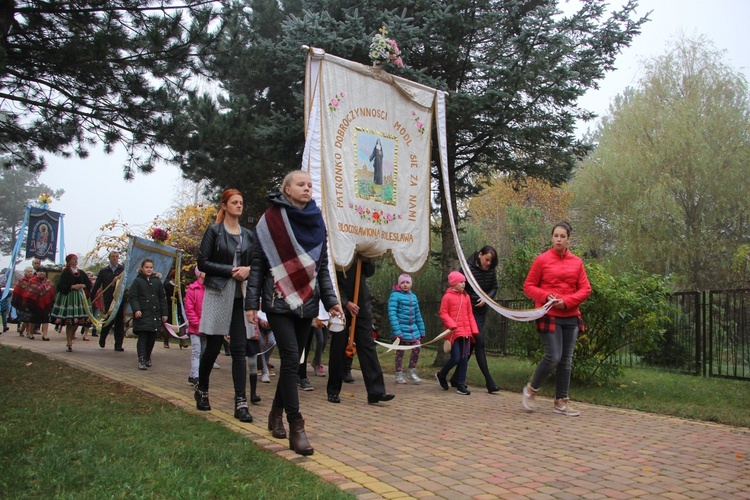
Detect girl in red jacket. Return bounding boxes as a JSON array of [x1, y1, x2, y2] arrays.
[[522, 222, 591, 416], [435, 271, 479, 395]]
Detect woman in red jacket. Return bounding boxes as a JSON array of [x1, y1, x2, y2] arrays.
[[522, 222, 591, 416]]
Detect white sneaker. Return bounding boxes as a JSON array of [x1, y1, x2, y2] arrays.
[[213, 362, 220, 369], [261, 372, 271, 383], [407, 368, 422, 384], [554, 398, 580, 417], [522, 383, 537, 411], [395, 372, 407, 384]]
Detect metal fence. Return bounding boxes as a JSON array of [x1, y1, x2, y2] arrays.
[[374, 289, 750, 381]]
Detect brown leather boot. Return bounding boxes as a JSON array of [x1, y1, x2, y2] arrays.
[[267, 405, 287, 439], [288, 419, 314, 456]]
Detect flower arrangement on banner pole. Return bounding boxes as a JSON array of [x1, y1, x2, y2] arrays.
[[369, 26, 403, 68], [150, 226, 170, 243], [38, 192, 52, 208]]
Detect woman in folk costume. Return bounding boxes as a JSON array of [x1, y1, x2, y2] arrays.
[[15, 267, 56, 340], [246, 170, 344, 456], [195, 188, 258, 423], [50, 254, 92, 352]]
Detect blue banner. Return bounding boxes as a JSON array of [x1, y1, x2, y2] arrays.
[[25, 207, 61, 261]]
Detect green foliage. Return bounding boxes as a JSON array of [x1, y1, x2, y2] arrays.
[[1, 1, 220, 177], [570, 35, 750, 289], [165, 0, 647, 268], [497, 205, 548, 297], [0, 168, 64, 255], [573, 264, 673, 385]]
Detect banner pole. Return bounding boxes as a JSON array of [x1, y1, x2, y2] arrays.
[[345, 258, 362, 358]]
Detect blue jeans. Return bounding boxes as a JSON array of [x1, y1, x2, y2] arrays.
[[530, 316, 579, 399], [438, 337, 471, 386]]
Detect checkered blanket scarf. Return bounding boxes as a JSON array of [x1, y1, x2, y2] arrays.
[[255, 200, 326, 310]]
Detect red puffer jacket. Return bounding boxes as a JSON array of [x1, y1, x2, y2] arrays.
[[523, 247, 591, 319], [439, 288, 478, 345]]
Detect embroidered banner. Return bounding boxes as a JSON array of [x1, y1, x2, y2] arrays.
[[25, 207, 61, 261], [303, 50, 435, 272]]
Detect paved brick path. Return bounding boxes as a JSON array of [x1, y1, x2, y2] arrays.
[[2, 332, 749, 499]]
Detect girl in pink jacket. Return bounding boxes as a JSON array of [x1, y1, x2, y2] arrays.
[[185, 267, 205, 386], [435, 271, 479, 395]]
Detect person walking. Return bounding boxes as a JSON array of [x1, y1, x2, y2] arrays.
[[521, 222, 591, 416], [184, 266, 205, 385], [435, 271, 479, 396], [449, 246, 501, 393], [194, 188, 257, 424], [91, 251, 126, 351], [327, 254, 395, 405], [246, 170, 344, 456], [129, 259, 168, 370], [50, 254, 92, 352], [388, 273, 425, 384]]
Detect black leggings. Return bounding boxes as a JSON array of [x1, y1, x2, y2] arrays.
[[197, 298, 248, 397], [266, 313, 313, 423]]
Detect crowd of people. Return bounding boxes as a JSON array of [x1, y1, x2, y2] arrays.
[[0, 170, 592, 457]]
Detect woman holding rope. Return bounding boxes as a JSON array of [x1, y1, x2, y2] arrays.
[[522, 222, 591, 416], [246, 170, 343, 456], [194, 188, 257, 423]]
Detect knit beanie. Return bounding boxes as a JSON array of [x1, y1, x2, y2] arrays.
[[398, 273, 412, 286], [448, 271, 466, 287]]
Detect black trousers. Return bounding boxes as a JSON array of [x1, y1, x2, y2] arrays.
[[100, 302, 125, 349], [197, 298, 248, 397], [266, 313, 312, 423], [327, 314, 385, 397], [135, 331, 157, 360]]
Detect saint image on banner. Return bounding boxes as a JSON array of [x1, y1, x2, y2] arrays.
[[355, 129, 397, 204], [25, 207, 61, 261]]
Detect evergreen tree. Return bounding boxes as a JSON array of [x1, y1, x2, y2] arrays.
[[0, 0, 220, 178], [166, 0, 648, 266]]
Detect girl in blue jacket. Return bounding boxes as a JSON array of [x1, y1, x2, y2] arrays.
[[388, 274, 426, 384]]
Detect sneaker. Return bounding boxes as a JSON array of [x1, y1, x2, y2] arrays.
[[145, 358, 152, 368], [435, 372, 448, 390], [395, 371, 406, 384], [213, 362, 221, 369], [456, 385, 471, 395], [522, 383, 538, 411], [138, 358, 147, 370], [261, 372, 271, 383], [343, 370, 354, 383], [315, 365, 326, 377], [407, 368, 422, 384], [187, 377, 198, 385], [554, 398, 580, 417], [298, 377, 314, 391]]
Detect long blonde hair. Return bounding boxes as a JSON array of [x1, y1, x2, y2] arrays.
[[215, 188, 243, 223]]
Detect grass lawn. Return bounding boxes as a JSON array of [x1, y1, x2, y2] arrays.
[[0, 346, 354, 499], [376, 346, 750, 428]]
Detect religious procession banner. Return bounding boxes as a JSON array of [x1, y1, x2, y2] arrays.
[[25, 207, 62, 261], [301, 47, 550, 323], [302, 48, 434, 272]]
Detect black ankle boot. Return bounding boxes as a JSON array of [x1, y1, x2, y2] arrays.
[[234, 396, 253, 422], [138, 357, 147, 370], [195, 388, 211, 411]]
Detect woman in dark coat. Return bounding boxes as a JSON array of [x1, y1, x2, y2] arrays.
[[129, 258, 168, 370], [246, 170, 344, 456]]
